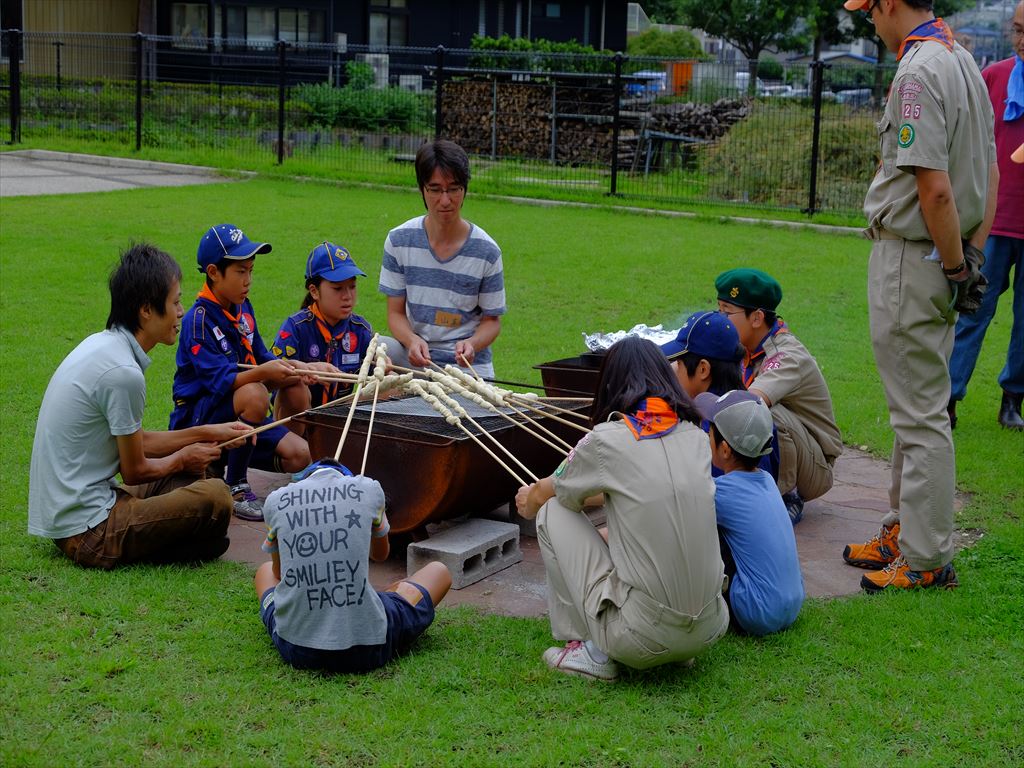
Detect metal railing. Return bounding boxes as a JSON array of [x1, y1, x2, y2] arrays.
[[0, 30, 891, 215]]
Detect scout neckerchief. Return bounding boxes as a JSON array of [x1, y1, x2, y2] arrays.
[[742, 319, 789, 389], [308, 303, 346, 404], [1005, 55, 1024, 122], [197, 284, 256, 365], [621, 397, 679, 441], [897, 18, 954, 61]]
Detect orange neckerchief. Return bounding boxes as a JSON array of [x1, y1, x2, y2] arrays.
[[198, 284, 255, 365], [897, 18, 954, 61], [621, 397, 679, 441], [307, 303, 345, 404], [742, 319, 789, 389]]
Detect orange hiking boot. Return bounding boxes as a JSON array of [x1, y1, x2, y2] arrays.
[[860, 555, 959, 593], [843, 522, 901, 570]]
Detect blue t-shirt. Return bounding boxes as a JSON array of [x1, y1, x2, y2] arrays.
[[714, 469, 804, 636]]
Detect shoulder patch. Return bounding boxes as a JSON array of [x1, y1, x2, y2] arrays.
[[897, 123, 915, 148], [192, 306, 206, 341], [762, 353, 787, 372]]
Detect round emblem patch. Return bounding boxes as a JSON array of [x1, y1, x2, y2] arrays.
[[341, 332, 356, 353], [897, 123, 915, 148], [309, 343, 320, 358]]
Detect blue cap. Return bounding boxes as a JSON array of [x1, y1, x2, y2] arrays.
[[292, 458, 354, 482], [660, 311, 743, 362], [197, 224, 272, 271], [304, 242, 366, 283]]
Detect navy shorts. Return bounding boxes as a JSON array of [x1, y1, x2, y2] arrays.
[[173, 395, 289, 472], [259, 583, 436, 673]]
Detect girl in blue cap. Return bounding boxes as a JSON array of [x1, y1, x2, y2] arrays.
[[271, 242, 374, 434]]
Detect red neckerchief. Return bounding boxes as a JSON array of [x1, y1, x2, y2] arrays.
[[198, 284, 255, 365], [897, 18, 954, 61], [308, 303, 345, 404], [742, 319, 789, 389], [621, 397, 679, 441]]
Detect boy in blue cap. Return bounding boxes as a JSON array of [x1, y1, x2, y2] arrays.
[[661, 310, 780, 482], [714, 268, 843, 524], [271, 241, 374, 435], [171, 224, 312, 521]]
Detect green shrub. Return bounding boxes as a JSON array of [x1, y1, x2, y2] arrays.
[[626, 28, 705, 59], [468, 34, 614, 73], [757, 59, 784, 81]]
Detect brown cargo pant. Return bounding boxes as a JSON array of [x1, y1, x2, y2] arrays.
[[54, 475, 233, 570]]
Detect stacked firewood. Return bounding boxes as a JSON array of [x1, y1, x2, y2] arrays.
[[644, 99, 750, 140]]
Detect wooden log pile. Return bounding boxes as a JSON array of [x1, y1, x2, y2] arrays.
[[441, 80, 749, 168]]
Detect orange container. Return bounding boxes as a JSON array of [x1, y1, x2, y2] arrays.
[[667, 61, 694, 95]]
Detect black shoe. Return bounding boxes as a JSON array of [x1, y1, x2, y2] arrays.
[[947, 399, 958, 430], [998, 391, 1024, 431], [782, 490, 804, 526]]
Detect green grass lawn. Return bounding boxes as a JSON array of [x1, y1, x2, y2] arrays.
[[2, 177, 1021, 766]]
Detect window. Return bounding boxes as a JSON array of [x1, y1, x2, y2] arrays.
[[172, 3, 208, 49], [226, 6, 246, 47], [279, 9, 325, 45], [546, 3, 561, 18], [370, 0, 409, 47], [247, 7, 276, 46]]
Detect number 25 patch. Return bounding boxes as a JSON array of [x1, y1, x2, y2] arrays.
[[898, 123, 915, 148], [901, 103, 922, 119]]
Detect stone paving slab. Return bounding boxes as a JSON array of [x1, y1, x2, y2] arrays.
[[224, 446, 949, 617], [0, 150, 236, 197]]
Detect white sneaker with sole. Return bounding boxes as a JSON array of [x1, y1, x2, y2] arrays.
[[542, 640, 619, 681]]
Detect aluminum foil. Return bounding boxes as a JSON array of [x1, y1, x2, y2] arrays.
[[582, 323, 679, 352]]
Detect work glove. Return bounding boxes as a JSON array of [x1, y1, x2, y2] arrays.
[[948, 241, 988, 315]]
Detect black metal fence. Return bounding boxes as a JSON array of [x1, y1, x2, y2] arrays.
[[0, 30, 891, 215]]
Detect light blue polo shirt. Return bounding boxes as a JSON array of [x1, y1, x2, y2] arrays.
[[28, 326, 149, 539]]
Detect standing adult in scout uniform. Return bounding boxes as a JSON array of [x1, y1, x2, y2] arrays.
[[947, 1, 1024, 431], [714, 268, 843, 525], [272, 242, 374, 435], [378, 140, 506, 379], [842, 0, 997, 592]]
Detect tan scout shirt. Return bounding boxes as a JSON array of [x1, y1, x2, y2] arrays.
[[863, 39, 995, 240], [750, 331, 843, 463], [553, 419, 724, 619]]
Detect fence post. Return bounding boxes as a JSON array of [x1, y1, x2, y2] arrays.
[[7, 30, 22, 144], [53, 40, 63, 91], [135, 33, 144, 151], [804, 60, 826, 216], [549, 78, 557, 164], [490, 76, 497, 159], [609, 52, 623, 196], [434, 45, 445, 139], [277, 40, 287, 165]]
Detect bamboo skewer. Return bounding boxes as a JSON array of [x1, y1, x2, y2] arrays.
[[506, 393, 591, 421], [335, 334, 379, 461], [505, 395, 591, 433], [213, 388, 358, 449]]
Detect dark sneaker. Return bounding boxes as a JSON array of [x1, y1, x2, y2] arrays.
[[998, 391, 1024, 430], [230, 482, 264, 522], [843, 522, 900, 570], [860, 555, 959, 593], [782, 490, 804, 526], [542, 641, 619, 682]]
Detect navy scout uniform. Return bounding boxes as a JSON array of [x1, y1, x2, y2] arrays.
[[863, 28, 994, 571]]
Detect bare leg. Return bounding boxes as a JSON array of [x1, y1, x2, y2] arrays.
[[276, 431, 311, 473], [274, 382, 311, 436], [254, 560, 280, 598], [387, 561, 452, 607]]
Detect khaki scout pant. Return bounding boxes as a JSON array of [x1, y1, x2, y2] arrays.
[[536, 499, 728, 670], [868, 237, 957, 571], [771, 403, 835, 501], [54, 476, 233, 570]]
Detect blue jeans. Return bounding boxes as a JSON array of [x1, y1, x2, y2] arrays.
[[948, 235, 1024, 401]]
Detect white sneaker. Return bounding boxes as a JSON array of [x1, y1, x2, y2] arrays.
[[230, 482, 264, 522], [542, 640, 619, 682]]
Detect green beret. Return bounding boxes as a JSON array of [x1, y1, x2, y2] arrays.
[[715, 268, 782, 311]]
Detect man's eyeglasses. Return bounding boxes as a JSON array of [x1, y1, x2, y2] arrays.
[[719, 308, 747, 318], [424, 184, 465, 197], [861, 0, 880, 24]]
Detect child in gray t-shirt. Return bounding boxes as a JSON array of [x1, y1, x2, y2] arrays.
[[254, 459, 451, 673]]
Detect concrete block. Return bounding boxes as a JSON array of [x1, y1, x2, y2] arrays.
[[407, 518, 522, 589]]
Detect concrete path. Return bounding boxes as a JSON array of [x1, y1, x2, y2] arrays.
[[0, 150, 235, 197], [227, 446, 964, 618]]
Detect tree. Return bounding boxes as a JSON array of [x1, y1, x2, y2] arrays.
[[679, 0, 813, 94], [627, 28, 705, 59], [641, 1, 685, 25]]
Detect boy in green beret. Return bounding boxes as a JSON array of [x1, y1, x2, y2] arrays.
[[714, 268, 843, 523]]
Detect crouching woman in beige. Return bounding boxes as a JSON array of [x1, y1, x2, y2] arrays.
[[516, 336, 729, 681]]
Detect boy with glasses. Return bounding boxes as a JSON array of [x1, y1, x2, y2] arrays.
[[378, 140, 506, 378]]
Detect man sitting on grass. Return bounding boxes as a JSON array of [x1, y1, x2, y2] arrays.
[[28, 243, 251, 569]]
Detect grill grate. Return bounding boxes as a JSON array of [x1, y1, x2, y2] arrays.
[[312, 393, 589, 441]]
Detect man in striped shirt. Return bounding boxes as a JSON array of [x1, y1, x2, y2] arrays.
[[379, 140, 505, 379]]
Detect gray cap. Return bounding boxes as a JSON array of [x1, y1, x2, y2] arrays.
[[695, 390, 774, 458]]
